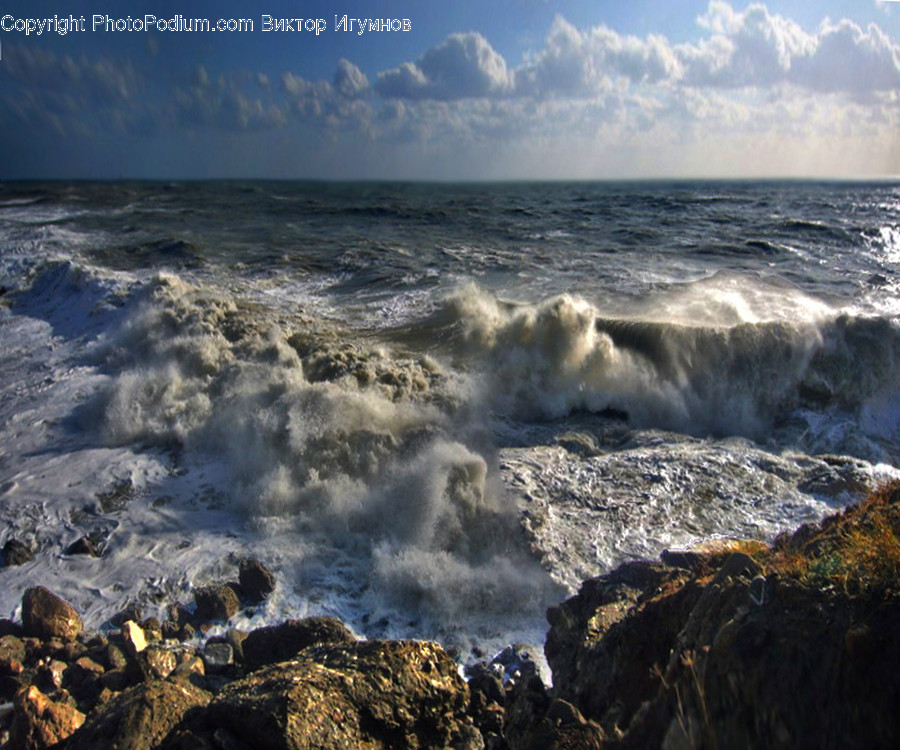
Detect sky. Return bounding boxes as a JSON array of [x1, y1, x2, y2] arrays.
[[1, 0, 899, 180]]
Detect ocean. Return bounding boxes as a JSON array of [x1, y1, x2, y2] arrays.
[[1, 180, 899, 664]]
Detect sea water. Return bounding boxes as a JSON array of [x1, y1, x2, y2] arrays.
[[1, 180, 898, 663]]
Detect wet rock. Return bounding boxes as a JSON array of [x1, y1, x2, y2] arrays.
[[241, 617, 356, 672], [109, 604, 143, 629], [2, 538, 34, 566], [193, 584, 240, 624], [200, 640, 480, 750], [21, 587, 83, 642], [0, 619, 23, 638], [63, 536, 102, 558], [202, 642, 233, 673], [61, 680, 211, 750], [10, 685, 85, 750], [238, 558, 276, 603]]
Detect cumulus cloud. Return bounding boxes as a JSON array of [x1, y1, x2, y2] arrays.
[[681, 2, 900, 94], [2, 1, 898, 178], [334, 59, 369, 97], [376, 32, 513, 99], [517, 16, 681, 97]]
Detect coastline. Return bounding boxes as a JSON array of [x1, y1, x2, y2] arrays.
[[2, 481, 899, 748]]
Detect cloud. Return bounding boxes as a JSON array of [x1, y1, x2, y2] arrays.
[[2, 1, 898, 179], [681, 2, 900, 94], [334, 59, 369, 97], [376, 32, 513, 99], [516, 16, 681, 97]]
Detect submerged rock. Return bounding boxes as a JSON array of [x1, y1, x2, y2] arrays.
[[3, 538, 34, 566]]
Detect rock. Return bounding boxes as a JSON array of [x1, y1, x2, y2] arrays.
[[193, 584, 240, 624], [121, 620, 147, 656], [202, 642, 233, 673], [545, 560, 696, 735], [2, 538, 34, 566], [63, 536, 102, 558], [0, 619, 24, 638], [61, 680, 211, 750], [545, 485, 900, 748], [169, 655, 205, 685], [241, 617, 356, 672], [137, 645, 177, 681], [0, 635, 26, 676], [200, 640, 481, 750], [110, 604, 143, 629], [238, 558, 276, 603], [21, 587, 83, 642], [10, 685, 85, 750], [105, 643, 129, 671]]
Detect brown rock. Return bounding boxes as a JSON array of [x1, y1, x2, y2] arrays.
[[137, 645, 178, 681], [193, 584, 240, 624], [203, 639, 480, 750], [61, 679, 211, 750], [21, 587, 83, 642], [0, 635, 26, 676], [241, 617, 355, 671], [10, 685, 85, 750], [238, 558, 276, 603]]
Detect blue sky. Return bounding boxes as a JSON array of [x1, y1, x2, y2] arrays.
[[1, 1, 899, 179]]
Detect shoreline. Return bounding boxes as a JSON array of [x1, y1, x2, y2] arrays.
[[2, 481, 899, 748]]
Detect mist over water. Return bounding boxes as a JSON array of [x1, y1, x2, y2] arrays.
[[1, 180, 899, 659]]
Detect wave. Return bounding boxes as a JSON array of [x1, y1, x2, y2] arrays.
[[45, 269, 560, 624], [422, 279, 900, 442]]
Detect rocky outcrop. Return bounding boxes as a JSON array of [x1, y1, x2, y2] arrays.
[[545, 482, 900, 749], [10, 685, 85, 750], [60, 680, 211, 750], [173, 640, 481, 749]]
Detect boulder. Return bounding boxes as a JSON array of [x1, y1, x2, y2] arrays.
[[10, 685, 85, 750], [193, 584, 240, 623], [199, 639, 481, 750], [21, 587, 83, 642], [60, 680, 211, 750], [238, 558, 276, 603], [241, 617, 355, 671]]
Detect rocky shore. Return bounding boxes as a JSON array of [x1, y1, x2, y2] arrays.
[[2, 481, 899, 749]]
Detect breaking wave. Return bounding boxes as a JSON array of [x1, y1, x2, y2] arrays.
[[425, 278, 900, 441]]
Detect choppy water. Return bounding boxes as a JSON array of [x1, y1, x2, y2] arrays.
[[1, 180, 899, 662]]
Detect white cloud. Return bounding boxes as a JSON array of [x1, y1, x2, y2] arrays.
[[376, 32, 513, 99], [334, 59, 369, 98]]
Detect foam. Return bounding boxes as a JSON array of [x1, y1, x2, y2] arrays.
[[435, 281, 900, 445]]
